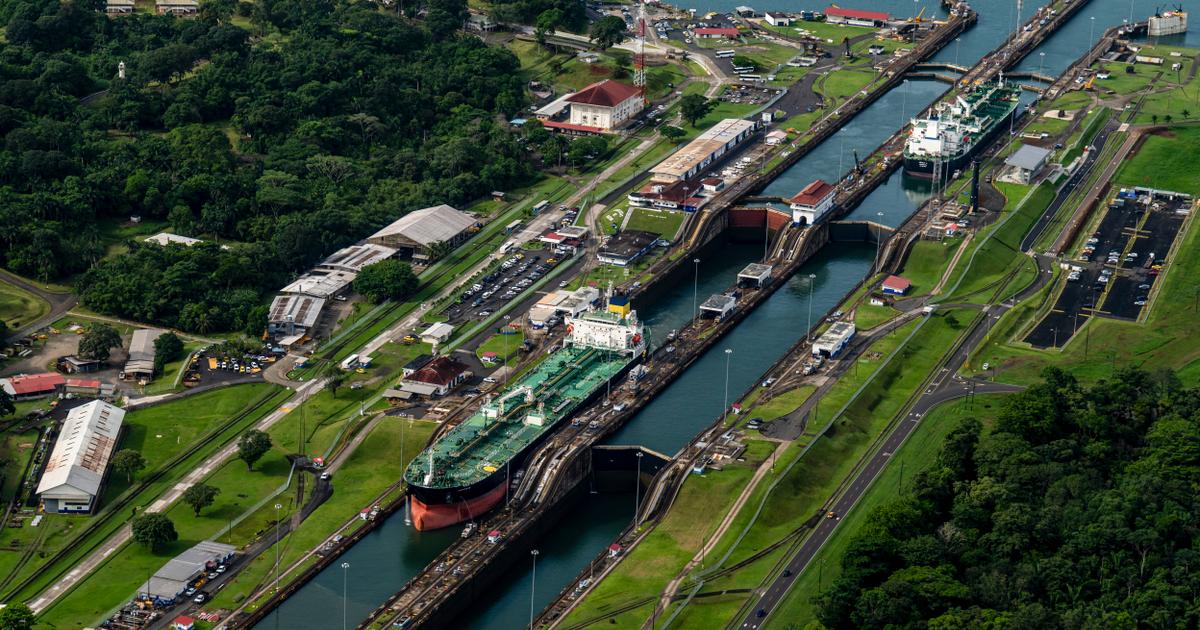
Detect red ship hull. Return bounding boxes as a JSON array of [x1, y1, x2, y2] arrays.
[[410, 482, 507, 531]]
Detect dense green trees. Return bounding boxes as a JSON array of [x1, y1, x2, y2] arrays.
[[78, 323, 121, 362], [237, 429, 271, 470], [183, 483, 220, 516], [588, 16, 626, 51], [0, 0, 535, 332], [680, 94, 714, 128], [111, 448, 146, 482], [153, 331, 184, 373], [353, 259, 418, 303], [816, 368, 1200, 628]]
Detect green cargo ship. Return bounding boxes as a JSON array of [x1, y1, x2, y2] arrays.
[[405, 298, 647, 530]]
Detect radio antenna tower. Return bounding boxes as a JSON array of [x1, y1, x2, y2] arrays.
[[634, 2, 647, 105]]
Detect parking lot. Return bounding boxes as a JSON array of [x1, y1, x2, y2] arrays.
[[1026, 189, 1191, 348], [441, 245, 578, 327]]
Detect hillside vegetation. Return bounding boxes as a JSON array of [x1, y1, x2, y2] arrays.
[[815, 368, 1200, 628], [0, 0, 532, 333]]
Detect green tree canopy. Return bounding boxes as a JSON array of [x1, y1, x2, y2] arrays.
[[78, 323, 121, 362], [132, 513, 178, 552], [353, 259, 418, 303], [153, 331, 185, 374], [589, 16, 627, 50], [0, 602, 36, 630], [237, 429, 272, 471], [680, 94, 715, 128], [112, 449, 146, 483], [182, 483, 221, 516]]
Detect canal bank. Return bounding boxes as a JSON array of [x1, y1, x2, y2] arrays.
[[259, 2, 1165, 628]]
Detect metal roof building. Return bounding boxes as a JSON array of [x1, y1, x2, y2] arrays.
[[367, 205, 476, 261], [317, 243, 397, 273], [651, 119, 757, 183], [144, 233, 203, 247], [268, 294, 326, 335], [124, 328, 165, 380], [138, 541, 237, 601], [36, 400, 125, 513], [280, 269, 356, 299], [813, 321, 856, 358], [1003, 145, 1052, 184]]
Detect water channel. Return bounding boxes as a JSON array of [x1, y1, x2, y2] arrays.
[[261, 1, 1170, 626]]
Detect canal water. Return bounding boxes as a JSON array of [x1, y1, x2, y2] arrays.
[[261, 2, 1167, 627]]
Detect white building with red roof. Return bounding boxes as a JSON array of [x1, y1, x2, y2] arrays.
[[693, 26, 740, 39], [0, 373, 65, 400], [788, 179, 836, 225], [564, 80, 644, 132], [824, 6, 890, 26]]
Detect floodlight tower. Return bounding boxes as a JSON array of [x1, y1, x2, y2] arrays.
[[635, 2, 647, 106]]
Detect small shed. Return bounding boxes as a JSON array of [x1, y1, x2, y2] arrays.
[[172, 616, 196, 630], [881, 275, 912, 296], [420, 322, 455, 345]]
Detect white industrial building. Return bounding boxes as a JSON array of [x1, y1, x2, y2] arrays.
[[138, 541, 237, 602], [651, 119, 757, 183], [144, 233, 203, 247], [367, 204, 476, 262], [419, 322, 455, 345], [1002, 145, 1052, 185], [764, 12, 791, 26], [813, 321, 856, 358], [318, 243, 397, 273], [268, 294, 326, 338], [123, 328, 165, 381], [36, 401, 125, 513], [528, 287, 601, 326]]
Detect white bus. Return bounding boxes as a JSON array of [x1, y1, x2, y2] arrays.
[[739, 74, 763, 82], [733, 66, 756, 73], [715, 49, 736, 58]]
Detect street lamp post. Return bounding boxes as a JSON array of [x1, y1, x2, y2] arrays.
[[529, 550, 540, 630], [723, 349, 733, 425], [1052, 327, 1058, 348], [1038, 51, 1045, 78], [807, 274, 817, 341], [955, 37, 961, 67], [692, 258, 701, 321], [341, 562, 351, 630], [634, 451, 644, 519], [1089, 16, 1096, 47]]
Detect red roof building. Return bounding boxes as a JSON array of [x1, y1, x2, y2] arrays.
[[881, 275, 912, 295], [565, 80, 644, 132], [1, 373, 65, 399], [789, 180, 835, 207], [825, 6, 891, 25], [172, 616, 196, 630], [65, 378, 102, 389], [693, 27, 740, 38], [401, 356, 471, 397]]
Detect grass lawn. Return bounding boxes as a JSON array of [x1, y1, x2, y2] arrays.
[[0, 282, 49, 330], [624, 207, 687, 240], [6, 385, 290, 605], [944, 181, 1054, 303], [476, 330, 525, 364], [853, 303, 897, 330], [1113, 126, 1200, 193], [142, 340, 205, 395], [899, 237, 963, 296], [741, 386, 814, 423], [559, 439, 774, 628], [206, 417, 436, 611], [0, 429, 38, 503], [764, 394, 1008, 627], [664, 311, 971, 625]]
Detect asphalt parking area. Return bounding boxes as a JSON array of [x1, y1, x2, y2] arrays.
[[441, 246, 577, 327], [1027, 191, 1192, 347]]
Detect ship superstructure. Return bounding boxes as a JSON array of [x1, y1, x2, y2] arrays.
[[404, 297, 647, 530], [903, 79, 1022, 179]]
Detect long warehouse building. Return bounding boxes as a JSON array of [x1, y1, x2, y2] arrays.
[[650, 119, 757, 183]]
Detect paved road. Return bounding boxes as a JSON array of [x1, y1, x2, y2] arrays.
[[1021, 118, 1118, 253], [0, 269, 76, 339], [740, 253, 1052, 628]]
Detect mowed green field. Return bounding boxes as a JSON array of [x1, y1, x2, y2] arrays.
[[0, 281, 49, 331]]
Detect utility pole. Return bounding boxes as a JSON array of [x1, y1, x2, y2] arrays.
[[529, 549, 540, 630]]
